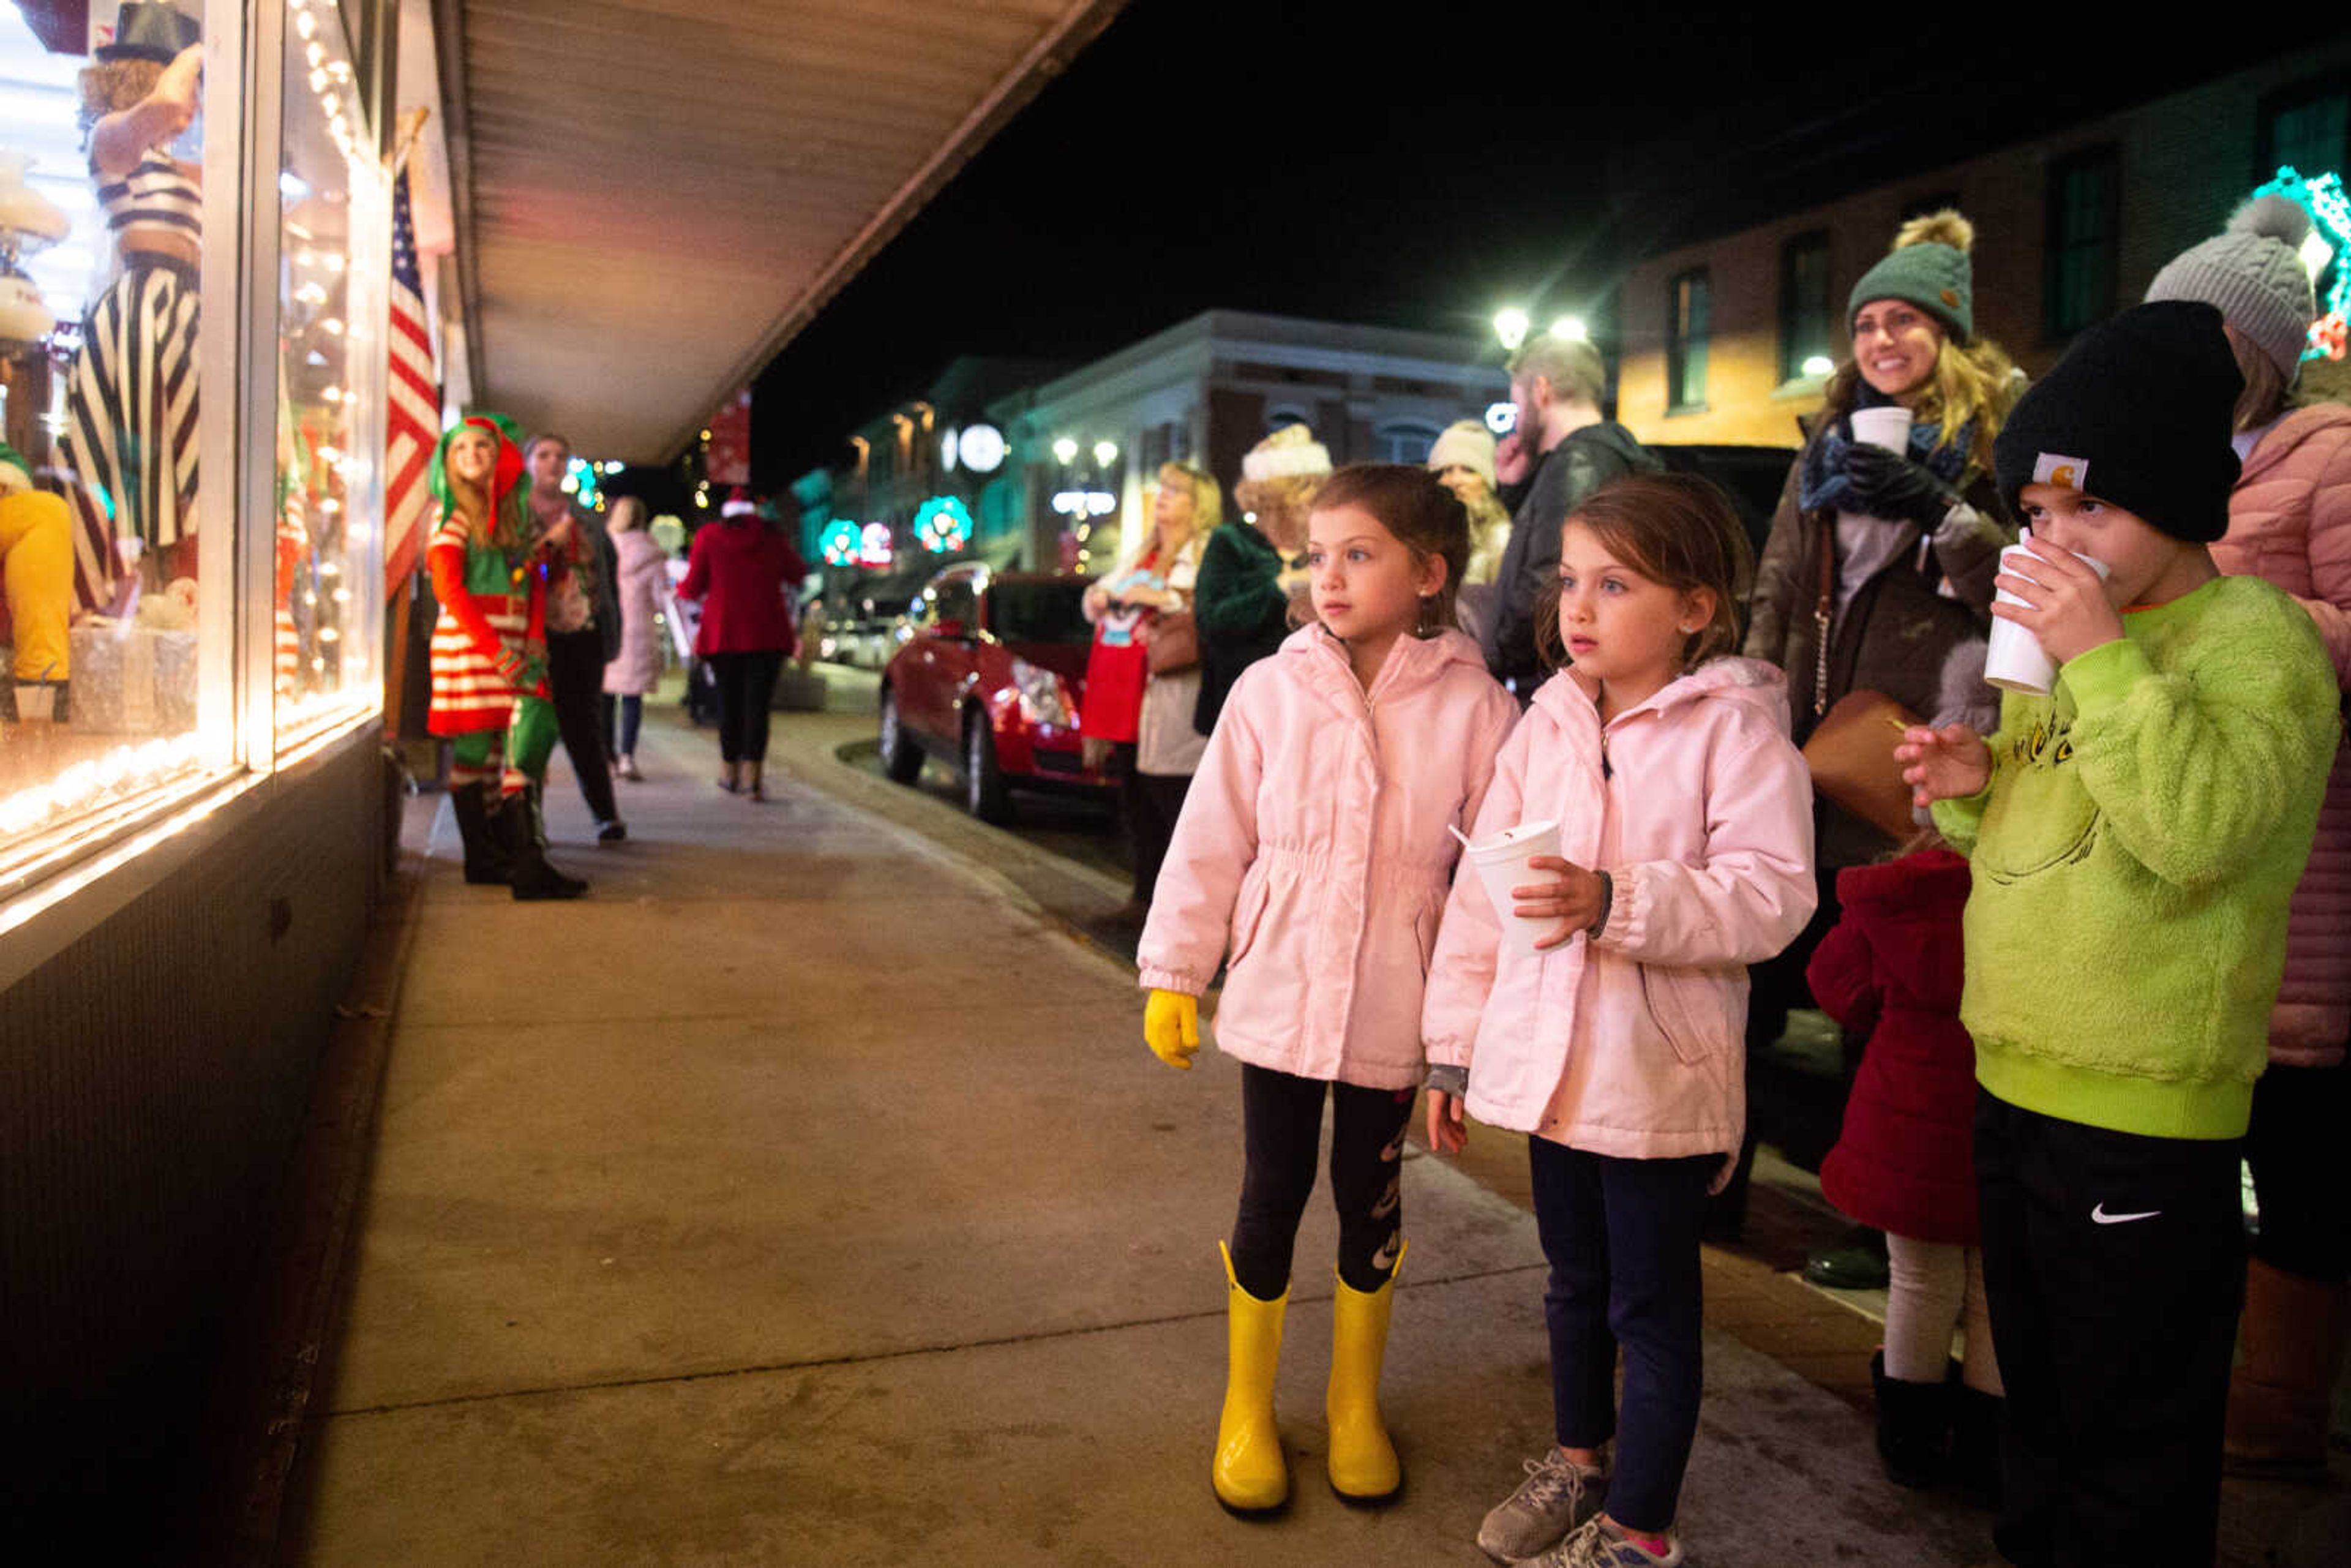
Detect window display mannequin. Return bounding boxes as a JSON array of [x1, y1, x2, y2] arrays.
[[61, 3, 204, 610], [0, 440, 70, 722], [424, 415, 586, 901]]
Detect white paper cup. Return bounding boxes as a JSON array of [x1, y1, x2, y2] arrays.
[[1466, 819, 1564, 955], [1984, 537, 2112, 696], [1850, 406, 1914, 454]]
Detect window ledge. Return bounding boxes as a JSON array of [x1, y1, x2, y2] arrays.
[[1770, 375, 1830, 402], [1664, 403, 1712, 418]]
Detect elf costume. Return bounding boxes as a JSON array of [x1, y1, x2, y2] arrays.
[[423, 415, 583, 899]]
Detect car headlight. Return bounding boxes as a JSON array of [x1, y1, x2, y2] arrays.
[[1010, 658, 1071, 726]]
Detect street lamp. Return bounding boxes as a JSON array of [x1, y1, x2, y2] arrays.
[[1092, 440, 1118, 468], [1550, 315, 1589, 343], [1052, 436, 1078, 465], [1493, 308, 1530, 351], [1801, 354, 1835, 378]]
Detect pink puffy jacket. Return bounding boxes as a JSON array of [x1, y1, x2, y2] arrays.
[[1420, 658, 1816, 1169], [1137, 625, 1519, 1090], [2209, 402, 2351, 1067]]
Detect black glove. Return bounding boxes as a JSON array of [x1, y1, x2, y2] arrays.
[[1839, 443, 1959, 530]]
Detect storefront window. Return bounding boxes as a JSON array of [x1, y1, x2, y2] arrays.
[[273, 0, 384, 746], [0, 1, 229, 882]]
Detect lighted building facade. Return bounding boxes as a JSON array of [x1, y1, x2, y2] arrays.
[[1615, 46, 2351, 449]]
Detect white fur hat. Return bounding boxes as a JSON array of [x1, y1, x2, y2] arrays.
[[1426, 420, 1496, 486], [1242, 422, 1332, 483]]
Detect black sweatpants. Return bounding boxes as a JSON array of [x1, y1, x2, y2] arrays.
[[708, 649, 783, 763], [547, 626, 620, 824], [2244, 1056, 2351, 1283], [1229, 1063, 1415, 1300], [1128, 767, 1192, 904], [1973, 1089, 2244, 1568]]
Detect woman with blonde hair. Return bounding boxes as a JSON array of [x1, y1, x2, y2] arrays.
[[1733, 209, 2020, 1253], [1082, 459, 1221, 925]]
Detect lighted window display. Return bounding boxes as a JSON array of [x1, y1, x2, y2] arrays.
[[274, 0, 384, 744], [0, 1, 226, 873]]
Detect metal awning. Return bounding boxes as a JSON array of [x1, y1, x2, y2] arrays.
[[433, 0, 1122, 462]]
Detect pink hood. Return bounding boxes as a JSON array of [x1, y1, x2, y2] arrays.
[[1420, 658, 1817, 1169], [2210, 402, 2351, 1065], [1137, 625, 1520, 1089]]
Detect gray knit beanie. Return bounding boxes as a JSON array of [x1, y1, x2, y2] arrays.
[[1850, 211, 1976, 341], [2146, 195, 2316, 378]]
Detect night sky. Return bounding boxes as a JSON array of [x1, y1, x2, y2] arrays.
[[746, 4, 2322, 485]]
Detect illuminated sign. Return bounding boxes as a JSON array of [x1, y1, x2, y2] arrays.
[[915, 495, 975, 553], [820, 519, 861, 566], [1484, 402, 1517, 436], [1051, 490, 1117, 518], [859, 522, 894, 568]]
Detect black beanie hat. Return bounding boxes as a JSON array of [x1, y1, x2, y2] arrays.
[[1992, 301, 2243, 544]]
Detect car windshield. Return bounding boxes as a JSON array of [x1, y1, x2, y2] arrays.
[[988, 580, 1093, 645]]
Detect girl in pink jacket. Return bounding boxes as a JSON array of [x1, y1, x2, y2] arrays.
[[1136, 465, 1518, 1515], [1422, 473, 1815, 1568]]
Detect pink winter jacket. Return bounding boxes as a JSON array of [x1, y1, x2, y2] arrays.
[[2210, 402, 2351, 1067], [1420, 658, 1816, 1168], [1136, 625, 1519, 1090]]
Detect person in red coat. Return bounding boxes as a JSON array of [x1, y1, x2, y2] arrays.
[[1810, 837, 2003, 1501], [676, 489, 810, 800]]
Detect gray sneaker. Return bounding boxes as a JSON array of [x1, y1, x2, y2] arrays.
[[1522, 1517, 1684, 1567], [1476, 1447, 1608, 1563]]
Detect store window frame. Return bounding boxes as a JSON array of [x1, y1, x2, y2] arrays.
[[2257, 73, 2350, 184], [1373, 420, 1441, 465], [1, 0, 389, 920], [1777, 231, 1833, 386], [2042, 144, 2120, 346], [1666, 266, 1711, 416]]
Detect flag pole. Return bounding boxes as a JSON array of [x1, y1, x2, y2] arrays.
[[382, 107, 432, 746]]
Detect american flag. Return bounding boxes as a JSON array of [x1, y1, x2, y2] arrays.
[[383, 163, 437, 592]]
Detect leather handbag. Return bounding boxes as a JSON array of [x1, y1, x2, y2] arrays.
[[1804, 689, 1924, 842], [1799, 517, 1922, 842], [1144, 608, 1199, 675]]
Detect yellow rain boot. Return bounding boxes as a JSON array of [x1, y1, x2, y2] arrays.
[[1214, 1241, 1289, 1514], [1327, 1240, 1406, 1504]]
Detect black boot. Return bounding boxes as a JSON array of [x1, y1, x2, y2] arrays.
[[451, 783, 512, 885], [506, 785, 587, 901], [1948, 1371, 2003, 1512], [1871, 1350, 1949, 1490]]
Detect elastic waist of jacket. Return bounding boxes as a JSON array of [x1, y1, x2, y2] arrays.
[[1254, 839, 1453, 893]]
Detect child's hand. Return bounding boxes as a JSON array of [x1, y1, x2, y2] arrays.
[[1425, 1089, 1467, 1156], [1143, 989, 1199, 1070], [1896, 724, 1992, 807], [1513, 856, 1607, 950], [1992, 546, 2122, 667]]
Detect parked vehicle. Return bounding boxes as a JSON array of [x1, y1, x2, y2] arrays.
[[879, 565, 1111, 822]]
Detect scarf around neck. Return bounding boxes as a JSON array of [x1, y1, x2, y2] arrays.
[[1798, 386, 1974, 514]]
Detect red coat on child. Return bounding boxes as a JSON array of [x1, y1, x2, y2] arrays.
[[1812, 848, 1981, 1246]]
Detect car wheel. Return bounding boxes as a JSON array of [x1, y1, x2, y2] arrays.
[[963, 710, 1011, 824], [879, 688, 924, 783]]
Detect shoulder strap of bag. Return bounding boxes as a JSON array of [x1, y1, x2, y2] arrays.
[[1811, 517, 1835, 717]]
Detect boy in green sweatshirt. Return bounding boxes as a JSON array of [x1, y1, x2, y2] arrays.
[[1900, 301, 2337, 1568]]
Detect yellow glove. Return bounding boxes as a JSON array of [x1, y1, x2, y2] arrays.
[[1144, 989, 1200, 1070]]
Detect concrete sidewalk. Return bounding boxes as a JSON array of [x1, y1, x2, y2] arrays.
[[286, 694, 1995, 1566]]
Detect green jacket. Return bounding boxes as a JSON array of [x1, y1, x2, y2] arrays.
[[1932, 574, 2338, 1140]]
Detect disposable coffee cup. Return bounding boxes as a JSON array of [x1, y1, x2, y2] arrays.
[[1984, 531, 2113, 696], [1849, 406, 1914, 454], [1465, 819, 1564, 956]]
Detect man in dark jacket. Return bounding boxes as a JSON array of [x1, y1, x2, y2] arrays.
[[1484, 337, 1662, 693], [525, 432, 626, 841]]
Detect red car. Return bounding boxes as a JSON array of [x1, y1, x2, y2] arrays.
[[878, 565, 1112, 822]]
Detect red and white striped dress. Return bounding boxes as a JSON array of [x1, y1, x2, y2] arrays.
[[425, 508, 539, 735]]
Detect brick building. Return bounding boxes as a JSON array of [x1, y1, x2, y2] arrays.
[[1615, 46, 2351, 449]]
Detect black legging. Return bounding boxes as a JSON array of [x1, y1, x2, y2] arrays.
[[547, 627, 620, 823], [600, 693, 643, 757], [708, 649, 783, 763], [1230, 1063, 1416, 1300], [1127, 765, 1192, 904]]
